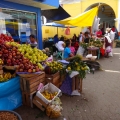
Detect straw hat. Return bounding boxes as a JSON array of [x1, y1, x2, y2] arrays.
[[106, 28, 111, 33]]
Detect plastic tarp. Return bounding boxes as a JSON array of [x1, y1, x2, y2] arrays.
[[54, 7, 98, 27], [92, 17, 100, 33], [0, 77, 22, 110]]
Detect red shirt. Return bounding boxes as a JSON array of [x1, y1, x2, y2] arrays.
[[111, 28, 115, 32], [96, 31, 102, 38]]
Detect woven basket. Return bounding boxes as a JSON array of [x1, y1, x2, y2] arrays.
[[0, 110, 22, 120]]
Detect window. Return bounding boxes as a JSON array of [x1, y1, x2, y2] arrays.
[[0, 8, 37, 43]]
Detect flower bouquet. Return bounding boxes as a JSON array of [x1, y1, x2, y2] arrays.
[[66, 55, 89, 79]]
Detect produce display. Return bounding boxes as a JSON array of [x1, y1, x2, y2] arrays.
[[17, 44, 48, 63], [66, 55, 89, 79], [0, 34, 48, 73], [89, 39, 103, 48], [41, 90, 58, 100], [0, 111, 18, 120], [80, 38, 103, 49], [45, 61, 63, 74]]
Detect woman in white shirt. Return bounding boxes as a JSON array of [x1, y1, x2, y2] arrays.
[[56, 38, 65, 52]]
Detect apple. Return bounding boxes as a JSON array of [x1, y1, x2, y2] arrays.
[[17, 51, 20, 55], [19, 68, 23, 72], [12, 52, 16, 56], [8, 55, 12, 59], [36, 68, 40, 72], [7, 63, 12, 66], [4, 50, 8, 54], [28, 69, 32, 73], [33, 69, 36, 72], [19, 64, 24, 68], [12, 47, 17, 51]]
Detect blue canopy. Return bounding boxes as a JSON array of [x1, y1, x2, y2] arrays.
[[43, 22, 65, 27], [43, 22, 75, 28]]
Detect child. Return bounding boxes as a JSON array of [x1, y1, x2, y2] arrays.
[[70, 42, 75, 55]]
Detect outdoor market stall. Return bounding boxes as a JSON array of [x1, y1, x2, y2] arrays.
[[0, 33, 90, 118]]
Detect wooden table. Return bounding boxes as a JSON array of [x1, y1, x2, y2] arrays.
[[87, 47, 99, 56]]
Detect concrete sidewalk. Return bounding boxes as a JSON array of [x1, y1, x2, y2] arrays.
[[15, 48, 120, 120]]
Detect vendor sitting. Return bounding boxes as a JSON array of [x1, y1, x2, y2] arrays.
[[63, 40, 74, 59], [27, 34, 38, 48]]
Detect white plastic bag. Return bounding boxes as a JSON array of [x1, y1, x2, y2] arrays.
[[66, 69, 79, 78], [76, 46, 85, 56], [108, 51, 113, 57], [46, 55, 53, 62]]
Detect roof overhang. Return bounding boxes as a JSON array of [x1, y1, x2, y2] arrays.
[[5, 0, 59, 10]]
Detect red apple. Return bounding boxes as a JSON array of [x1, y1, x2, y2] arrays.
[[19, 68, 23, 72], [8, 55, 12, 59], [4, 50, 8, 54], [12, 52, 16, 56], [36, 68, 40, 72], [17, 51, 20, 55], [28, 69, 32, 73]]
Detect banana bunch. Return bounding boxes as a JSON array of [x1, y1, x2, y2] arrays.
[[0, 73, 12, 82], [0, 74, 4, 82], [4, 73, 12, 79], [0, 59, 3, 65]]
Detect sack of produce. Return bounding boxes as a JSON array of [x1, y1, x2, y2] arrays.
[[46, 97, 63, 119]]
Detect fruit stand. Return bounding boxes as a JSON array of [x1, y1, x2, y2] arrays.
[[0, 34, 90, 119]]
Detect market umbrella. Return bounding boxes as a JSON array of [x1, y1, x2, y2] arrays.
[[54, 7, 98, 27], [43, 22, 74, 34]]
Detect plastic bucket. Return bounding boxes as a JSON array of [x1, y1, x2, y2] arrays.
[[0, 110, 22, 120]]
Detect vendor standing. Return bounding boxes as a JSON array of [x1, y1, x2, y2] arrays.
[[84, 32, 90, 43], [27, 34, 38, 48], [96, 29, 102, 38], [104, 34, 112, 58], [106, 28, 115, 56]]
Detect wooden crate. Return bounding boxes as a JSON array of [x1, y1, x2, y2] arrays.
[[45, 72, 60, 87], [0, 70, 3, 74], [0, 65, 3, 70], [22, 91, 36, 107], [88, 49, 97, 56], [21, 80, 46, 107], [20, 72, 45, 94], [33, 96, 48, 111]]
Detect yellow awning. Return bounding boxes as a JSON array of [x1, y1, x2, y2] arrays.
[[54, 7, 98, 27]]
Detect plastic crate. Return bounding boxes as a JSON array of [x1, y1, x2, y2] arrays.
[[36, 83, 61, 104]]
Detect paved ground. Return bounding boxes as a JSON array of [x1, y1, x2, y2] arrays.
[[15, 48, 120, 120]]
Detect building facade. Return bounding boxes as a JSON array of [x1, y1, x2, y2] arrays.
[[63, 0, 119, 31]]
